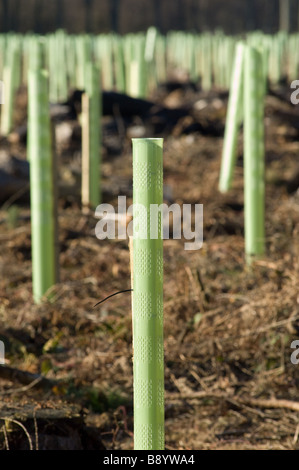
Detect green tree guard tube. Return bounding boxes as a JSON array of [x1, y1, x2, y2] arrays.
[[113, 35, 126, 93], [28, 70, 56, 303], [244, 46, 265, 263], [0, 42, 18, 136], [132, 138, 164, 450], [85, 62, 101, 208], [219, 42, 244, 193]]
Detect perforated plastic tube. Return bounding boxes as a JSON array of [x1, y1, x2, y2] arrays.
[[244, 46, 265, 262], [132, 138, 164, 450]]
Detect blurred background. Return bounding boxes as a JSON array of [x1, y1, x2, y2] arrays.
[[0, 0, 298, 35]]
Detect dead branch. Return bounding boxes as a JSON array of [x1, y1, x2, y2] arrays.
[[0, 365, 57, 390], [166, 391, 299, 412]]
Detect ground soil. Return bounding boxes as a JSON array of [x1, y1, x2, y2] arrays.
[[0, 81, 299, 450]]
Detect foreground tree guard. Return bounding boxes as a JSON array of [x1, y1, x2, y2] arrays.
[[132, 138, 164, 450]]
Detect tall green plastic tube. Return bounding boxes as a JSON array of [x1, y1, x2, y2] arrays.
[[0, 42, 18, 136], [113, 35, 126, 93], [132, 138, 164, 450], [85, 62, 101, 208], [219, 42, 244, 193], [28, 70, 56, 303], [244, 46, 265, 263]]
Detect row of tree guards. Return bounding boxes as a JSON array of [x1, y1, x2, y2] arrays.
[[8, 30, 271, 449], [219, 42, 266, 263], [27, 59, 164, 448], [24, 32, 164, 446], [1, 28, 299, 133]]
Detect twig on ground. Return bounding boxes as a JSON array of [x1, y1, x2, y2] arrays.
[[0, 417, 33, 450], [0, 365, 57, 390], [0, 377, 42, 396], [166, 391, 299, 412], [33, 409, 39, 451], [2, 423, 9, 450]]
